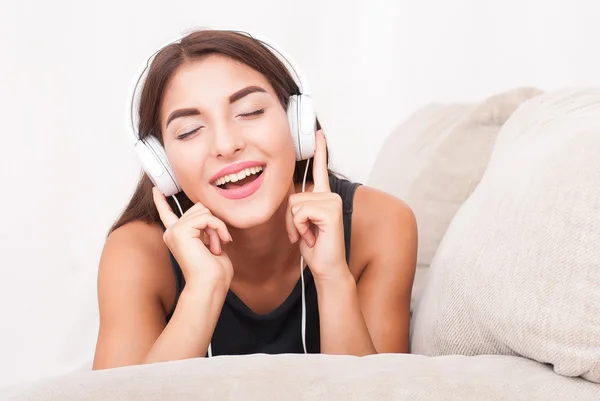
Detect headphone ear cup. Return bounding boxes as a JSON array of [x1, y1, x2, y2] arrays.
[[287, 95, 302, 160], [133, 136, 181, 196], [287, 95, 316, 161]]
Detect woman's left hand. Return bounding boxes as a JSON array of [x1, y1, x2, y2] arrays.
[[286, 130, 349, 281]]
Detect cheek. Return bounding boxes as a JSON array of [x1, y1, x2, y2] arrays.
[[167, 145, 208, 187], [264, 115, 295, 156], [268, 129, 297, 184]]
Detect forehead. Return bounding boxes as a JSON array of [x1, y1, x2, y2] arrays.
[[161, 54, 274, 109]]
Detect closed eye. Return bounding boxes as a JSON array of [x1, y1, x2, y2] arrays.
[[176, 126, 203, 140], [176, 109, 263, 139], [238, 109, 265, 118]]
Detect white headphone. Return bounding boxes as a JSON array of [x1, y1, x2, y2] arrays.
[[128, 29, 317, 197]]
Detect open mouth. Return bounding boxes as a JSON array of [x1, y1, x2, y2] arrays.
[[212, 165, 264, 190]]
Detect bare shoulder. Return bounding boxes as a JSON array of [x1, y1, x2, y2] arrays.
[[102, 220, 169, 265], [98, 220, 175, 320], [93, 220, 176, 369], [348, 185, 418, 279], [347, 185, 417, 353], [352, 185, 416, 233]]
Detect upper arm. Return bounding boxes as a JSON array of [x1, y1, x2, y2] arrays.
[[92, 221, 175, 370], [352, 186, 417, 353]]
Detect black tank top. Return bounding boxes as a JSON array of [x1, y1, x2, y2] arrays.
[[165, 174, 361, 356]]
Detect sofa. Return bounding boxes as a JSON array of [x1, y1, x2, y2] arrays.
[[1, 87, 598, 400]]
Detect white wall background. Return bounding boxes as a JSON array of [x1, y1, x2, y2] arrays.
[[0, 0, 599, 389]]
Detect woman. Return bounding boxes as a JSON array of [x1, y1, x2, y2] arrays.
[[92, 29, 417, 370]]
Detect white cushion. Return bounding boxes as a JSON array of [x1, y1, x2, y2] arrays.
[[367, 87, 542, 312], [0, 353, 597, 400], [411, 88, 600, 383]]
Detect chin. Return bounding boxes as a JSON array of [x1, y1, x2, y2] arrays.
[[218, 200, 280, 230]]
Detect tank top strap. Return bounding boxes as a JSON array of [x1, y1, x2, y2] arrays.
[[328, 173, 362, 263]]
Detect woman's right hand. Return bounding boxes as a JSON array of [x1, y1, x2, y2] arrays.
[[152, 187, 234, 286]]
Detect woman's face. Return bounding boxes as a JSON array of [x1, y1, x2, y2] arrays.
[[159, 54, 296, 228]]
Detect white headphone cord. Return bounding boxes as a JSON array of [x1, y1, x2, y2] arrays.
[[300, 158, 310, 354], [169, 158, 310, 357], [171, 194, 184, 216]]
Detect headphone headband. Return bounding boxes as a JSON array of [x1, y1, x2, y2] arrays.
[[128, 29, 310, 142]]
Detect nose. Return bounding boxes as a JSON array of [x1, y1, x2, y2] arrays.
[[211, 123, 245, 159]]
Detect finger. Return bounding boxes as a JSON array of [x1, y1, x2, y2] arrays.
[[287, 193, 333, 243], [312, 130, 330, 193], [152, 187, 179, 228], [180, 198, 210, 219], [288, 192, 333, 204], [186, 214, 233, 245], [201, 231, 210, 246], [291, 204, 332, 248], [293, 212, 315, 247], [195, 225, 220, 254], [181, 205, 233, 244], [190, 213, 212, 246], [286, 196, 300, 243], [207, 229, 222, 255]]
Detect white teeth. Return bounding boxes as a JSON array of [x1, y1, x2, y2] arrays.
[[213, 165, 263, 187]]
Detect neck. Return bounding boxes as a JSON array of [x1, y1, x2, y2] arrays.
[[223, 185, 301, 283]]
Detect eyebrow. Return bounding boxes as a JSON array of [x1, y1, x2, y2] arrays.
[[165, 85, 268, 128], [165, 108, 200, 128], [229, 85, 267, 103]]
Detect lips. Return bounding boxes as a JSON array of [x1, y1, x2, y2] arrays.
[[211, 165, 263, 187], [210, 161, 266, 200], [209, 160, 266, 184]]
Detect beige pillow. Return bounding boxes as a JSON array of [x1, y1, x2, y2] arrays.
[[367, 87, 542, 310], [411, 87, 600, 383]]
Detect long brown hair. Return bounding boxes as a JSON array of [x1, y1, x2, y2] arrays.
[[109, 29, 328, 235]]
